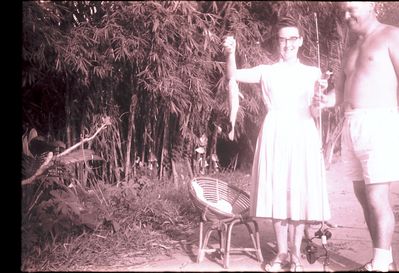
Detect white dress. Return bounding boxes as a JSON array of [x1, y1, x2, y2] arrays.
[[249, 61, 331, 221]]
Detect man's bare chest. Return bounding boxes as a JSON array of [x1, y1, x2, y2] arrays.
[[344, 39, 389, 74]]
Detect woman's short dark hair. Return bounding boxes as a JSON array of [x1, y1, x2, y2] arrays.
[[274, 15, 304, 37]]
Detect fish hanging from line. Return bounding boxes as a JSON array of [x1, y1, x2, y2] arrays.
[[228, 79, 244, 141]]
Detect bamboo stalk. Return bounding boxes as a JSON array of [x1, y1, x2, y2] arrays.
[[159, 111, 170, 179], [186, 158, 194, 179], [125, 94, 137, 182], [171, 159, 179, 188]]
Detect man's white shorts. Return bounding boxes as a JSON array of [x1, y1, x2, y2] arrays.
[[341, 108, 399, 184]]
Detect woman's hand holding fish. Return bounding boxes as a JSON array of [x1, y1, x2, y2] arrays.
[[223, 36, 236, 55]]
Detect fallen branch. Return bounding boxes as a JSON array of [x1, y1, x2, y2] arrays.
[[22, 152, 53, 186], [57, 118, 111, 158], [21, 117, 111, 186], [151, 243, 172, 250]]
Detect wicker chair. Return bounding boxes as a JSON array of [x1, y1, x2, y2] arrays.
[[188, 176, 264, 269]]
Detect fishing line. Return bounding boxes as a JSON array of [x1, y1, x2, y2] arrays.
[[314, 11, 324, 229], [304, 12, 332, 272]]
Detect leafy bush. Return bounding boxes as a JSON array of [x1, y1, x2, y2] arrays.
[[21, 166, 201, 271]]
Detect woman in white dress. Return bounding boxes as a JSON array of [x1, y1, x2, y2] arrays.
[[223, 17, 331, 271]]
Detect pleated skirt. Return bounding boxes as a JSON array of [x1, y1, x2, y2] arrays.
[[249, 108, 331, 221]]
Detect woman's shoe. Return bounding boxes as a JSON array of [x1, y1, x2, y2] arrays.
[[290, 261, 304, 272], [290, 254, 304, 272], [264, 260, 290, 272], [264, 253, 290, 272]]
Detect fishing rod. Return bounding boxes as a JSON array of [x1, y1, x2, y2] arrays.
[[311, 11, 326, 239], [305, 12, 332, 272]]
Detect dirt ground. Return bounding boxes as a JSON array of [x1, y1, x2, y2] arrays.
[[78, 156, 399, 272]]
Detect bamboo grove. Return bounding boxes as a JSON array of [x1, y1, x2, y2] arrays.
[[22, 1, 399, 187]]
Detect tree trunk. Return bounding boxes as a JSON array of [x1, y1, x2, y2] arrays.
[[125, 93, 138, 182], [171, 159, 179, 188], [141, 124, 147, 164], [208, 114, 219, 172], [112, 138, 121, 183], [186, 158, 194, 179], [159, 111, 170, 179], [65, 81, 72, 148]]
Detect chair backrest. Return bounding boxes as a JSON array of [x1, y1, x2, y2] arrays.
[[188, 177, 251, 221]]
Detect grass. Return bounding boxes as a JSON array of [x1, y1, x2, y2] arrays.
[[21, 168, 251, 271]]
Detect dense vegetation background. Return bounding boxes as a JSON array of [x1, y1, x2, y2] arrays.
[[21, 1, 399, 270]]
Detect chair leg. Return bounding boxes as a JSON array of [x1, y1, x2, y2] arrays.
[[199, 225, 215, 263], [197, 221, 204, 263], [242, 220, 264, 263], [218, 228, 225, 254], [252, 220, 264, 262], [198, 221, 213, 263], [224, 219, 240, 269], [243, 222, 257, 251], [197, 219, 263, 268]]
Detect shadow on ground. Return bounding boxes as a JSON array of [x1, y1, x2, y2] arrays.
[[174, 221, 365, 271]]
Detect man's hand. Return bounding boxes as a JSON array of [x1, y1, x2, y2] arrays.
[[223, 36, 236, 55]]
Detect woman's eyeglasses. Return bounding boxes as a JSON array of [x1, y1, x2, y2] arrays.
[[278, 36, 300, 44]]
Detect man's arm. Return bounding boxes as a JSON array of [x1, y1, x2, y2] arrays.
[[333, 66, 346, 107]]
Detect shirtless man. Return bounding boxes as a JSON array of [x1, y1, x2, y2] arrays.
[[332, 2, 399, 271]]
